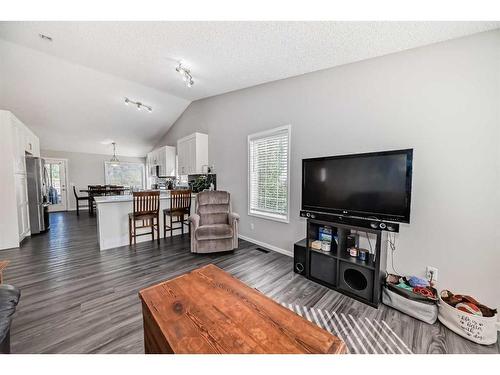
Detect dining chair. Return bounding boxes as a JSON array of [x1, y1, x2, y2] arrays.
[[163, 190, 192, 238], [87, 185, 102, 214], [129, 191, 161, 245], [73, 186, 89, 216]]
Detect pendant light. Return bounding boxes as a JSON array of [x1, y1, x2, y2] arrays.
[[110, 142, 120, 166]]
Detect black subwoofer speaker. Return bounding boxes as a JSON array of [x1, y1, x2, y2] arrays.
[[293, 239, 307, 275], [338, 262, 374, 301]]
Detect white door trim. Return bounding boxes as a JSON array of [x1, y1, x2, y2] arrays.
[[44, 157, 69, 212]]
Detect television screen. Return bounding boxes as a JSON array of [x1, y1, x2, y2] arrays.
[[302, 149, 413, 223]]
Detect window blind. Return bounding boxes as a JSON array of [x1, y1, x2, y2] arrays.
[[248, 126, 290, 222]]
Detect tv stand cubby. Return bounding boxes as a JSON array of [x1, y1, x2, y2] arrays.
[[296, 218, 388, 308]]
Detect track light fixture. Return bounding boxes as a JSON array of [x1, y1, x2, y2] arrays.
[[39, 33, 53, 42], [175, 63, 194, 88], [124, 97, 152, 112]]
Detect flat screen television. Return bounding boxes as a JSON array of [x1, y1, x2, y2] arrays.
[[302, 149, 413, 223]]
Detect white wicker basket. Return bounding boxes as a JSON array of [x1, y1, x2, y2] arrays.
[[382, 286, 438, 324], [438, 294, 498, 345]]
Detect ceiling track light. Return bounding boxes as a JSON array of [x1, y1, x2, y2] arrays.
[[124, 97, 152, 112], [175, 63, 194, 88], [39, 33, 53, 42]]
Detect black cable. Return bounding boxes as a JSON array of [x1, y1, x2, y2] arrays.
[[364, 231, 376, 262], [364, 231, 373, 253], [388, 232, 401, 275]]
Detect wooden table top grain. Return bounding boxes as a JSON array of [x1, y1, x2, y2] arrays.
[[139, 264, 346, 354], [0, 260, 10, 283]]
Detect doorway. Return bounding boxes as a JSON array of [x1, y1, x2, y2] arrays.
[[44, 158, 68, 212]]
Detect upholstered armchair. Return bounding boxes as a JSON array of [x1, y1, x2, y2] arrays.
[[189, 191, 239, 254]]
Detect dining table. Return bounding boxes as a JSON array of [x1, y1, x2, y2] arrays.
[[80, 186, 129, 214]]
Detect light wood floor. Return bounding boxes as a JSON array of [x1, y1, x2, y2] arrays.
[[1, 211, 498, 354]]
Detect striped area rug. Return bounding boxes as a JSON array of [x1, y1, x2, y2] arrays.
[[280, 303, 413, 354]]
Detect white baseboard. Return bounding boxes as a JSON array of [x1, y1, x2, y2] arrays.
[[238, 234, 292, 257]]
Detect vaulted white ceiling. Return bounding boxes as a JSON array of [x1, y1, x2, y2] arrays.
[[0, 21, 499, 156]]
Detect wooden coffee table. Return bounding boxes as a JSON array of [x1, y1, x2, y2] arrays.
[[0, 260, 10, 284], [139, 264, 346, 354]]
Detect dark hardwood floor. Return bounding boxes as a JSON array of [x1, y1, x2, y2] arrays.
[[0, 211, 498, 354]]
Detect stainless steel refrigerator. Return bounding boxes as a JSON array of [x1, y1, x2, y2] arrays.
[[26, 156, 50, 234]]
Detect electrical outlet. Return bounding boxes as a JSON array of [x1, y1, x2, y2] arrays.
[[250, 223, 254, 230], [426, 266, 438, 283]]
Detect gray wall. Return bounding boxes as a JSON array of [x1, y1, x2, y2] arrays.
[[157, 30, 500, 308], [41, 149, 145, 210]]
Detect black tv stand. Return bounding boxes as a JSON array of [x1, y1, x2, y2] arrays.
[[295, 217, 388, 308]]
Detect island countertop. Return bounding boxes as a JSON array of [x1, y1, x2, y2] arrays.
[[94, 191, 196, 250], [94, 191, 196, 204]]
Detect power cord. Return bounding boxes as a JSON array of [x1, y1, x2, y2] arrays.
[[364, 231, 373, 254], [364, 231, 375, 262], [388, 232, 401, 275], [428, 269, 435, 287]]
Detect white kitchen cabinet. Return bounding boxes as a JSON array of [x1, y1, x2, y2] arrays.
[[146, 150, 155, 176], [157, 146, 176, 177], [177, 132, 208, 175], [25, 127, 40, 157], [15, 173, 30, 240], [11, 114, 40, 175], [0, 110, 39, 249], [146, 145, 176, 180], [13, 124, 27, 174], [149, 149, 158, 165], [177, 140, 188, 175]]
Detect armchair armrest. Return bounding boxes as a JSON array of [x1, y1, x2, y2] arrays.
[[228, 212, 240, 225], [189, 213, 200, 231]]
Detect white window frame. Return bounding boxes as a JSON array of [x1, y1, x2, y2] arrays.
[[247, 124, 291, 223], [104, 161, 146, 189]]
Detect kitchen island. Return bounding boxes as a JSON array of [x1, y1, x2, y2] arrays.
[[94, 192, 195, 251]]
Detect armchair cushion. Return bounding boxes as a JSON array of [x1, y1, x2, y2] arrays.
[[228, 212, 240, 225], [195, 224, 233, 241], [197, 191, 230, 206], [197, 191, 231, 226], [189, 213, 200, 229], [200, 212, 228, 226]]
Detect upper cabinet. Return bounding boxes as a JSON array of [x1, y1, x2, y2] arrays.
[[13, 124, 27, 174], [177, 132, 208, 175], [24, 127, 40, 158], [10, 113, 40, 175], [157, 146, 176, 177], [147, 145, 176, 177]]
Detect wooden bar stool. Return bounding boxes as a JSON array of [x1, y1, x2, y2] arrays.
[[128, 191, 161, 245], [163, 190, 191, 238]]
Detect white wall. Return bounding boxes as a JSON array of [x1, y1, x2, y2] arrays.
[[157, 30, 500, 308], [41, 149, 145, 210]]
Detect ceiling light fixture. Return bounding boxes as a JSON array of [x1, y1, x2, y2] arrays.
[[124, 97, 152, 112], [175, 63, 194, 88], [109, 142, 120, 166], [39, 33, 53, 42]]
